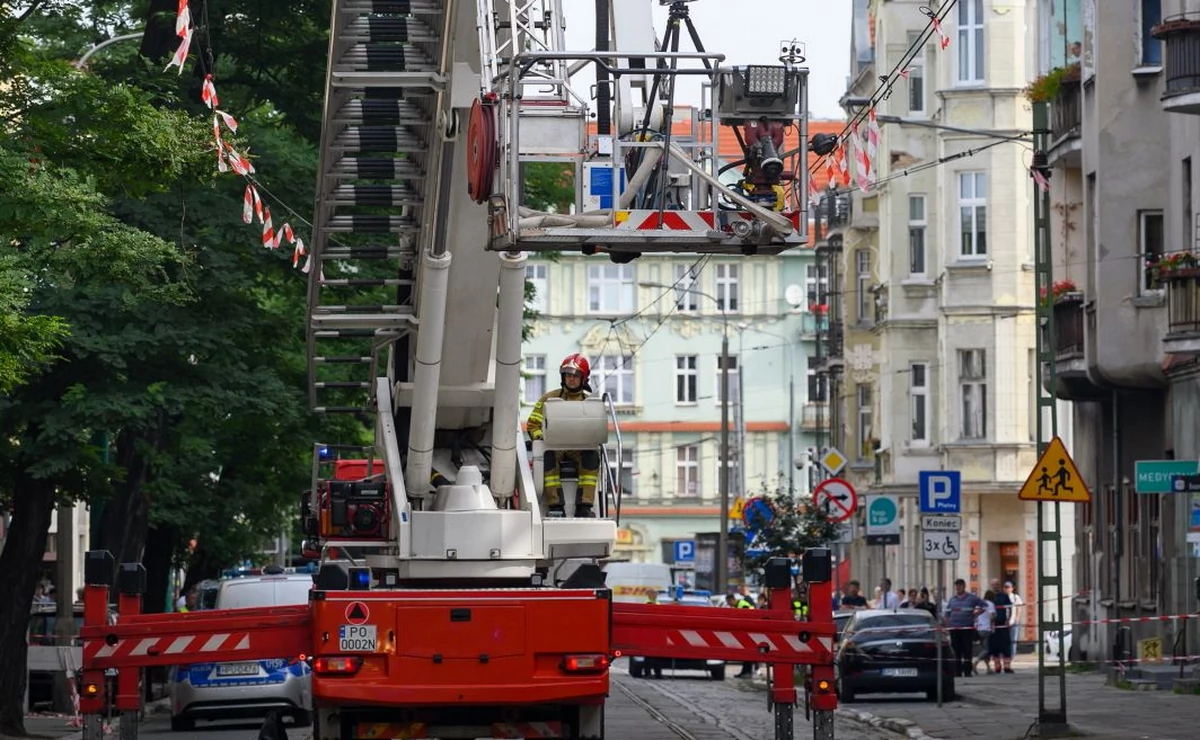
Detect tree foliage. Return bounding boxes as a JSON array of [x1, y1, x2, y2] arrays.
[[736, 482, 841, 581]]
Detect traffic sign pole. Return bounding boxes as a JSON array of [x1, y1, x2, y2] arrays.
[[1032, 101, 1068, 733]]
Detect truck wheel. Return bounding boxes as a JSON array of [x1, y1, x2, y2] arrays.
[[170, 715, 194, 732], [629, 663, 644, 678], [709, 664, 726, 681]]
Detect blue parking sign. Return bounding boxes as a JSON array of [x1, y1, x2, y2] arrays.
[[673, 540, 695, 563], [919, 471, 961, 513]]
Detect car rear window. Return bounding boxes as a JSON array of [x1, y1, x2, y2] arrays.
[[217, 579, 312, 609], [851, 613, 935, 638]]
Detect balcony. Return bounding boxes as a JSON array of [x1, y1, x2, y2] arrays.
[[800, 312, 829, 338], [799, 403, 829, 431], [1044, 290, 1103, 400], [1047, 69, 1082, 167], [1154, 18, 1200, 115], [1164, 268, 1200, 354]]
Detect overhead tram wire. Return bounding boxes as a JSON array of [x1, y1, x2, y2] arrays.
[[807, 0, 962, 178]]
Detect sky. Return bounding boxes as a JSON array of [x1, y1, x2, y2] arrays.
[[559, 0, 853, 120]]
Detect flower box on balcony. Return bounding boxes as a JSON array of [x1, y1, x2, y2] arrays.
[[1162, 267, 1200, 281], [1054, 291, 1084, 305]]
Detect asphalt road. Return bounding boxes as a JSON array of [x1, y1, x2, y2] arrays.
[[97, 665, 898, 740]]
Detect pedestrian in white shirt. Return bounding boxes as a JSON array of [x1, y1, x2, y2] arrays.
[[1005, 581, 1025, 656], [879, 578, 900, 609]]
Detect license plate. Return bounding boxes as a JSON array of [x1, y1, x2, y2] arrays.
[[339, 624, 377, 652], [882, 667, 918, 677], [216, 662, 260, 677]]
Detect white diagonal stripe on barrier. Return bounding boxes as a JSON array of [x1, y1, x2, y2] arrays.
[[201, 633, 229, 651], [817, 636, 833, 652], [679, 630, 708, 647], [164, 636, 193, 654], [782, 634, 813, 653], [129, 638, 158, 656], [749, 632, 777, 651], [95, 644, 116, 659], [233, 635, 250, 650], [715, 631, 743, 649]]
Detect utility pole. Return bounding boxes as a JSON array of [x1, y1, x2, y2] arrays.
[[1032, 101, 1069, 735], [717, 329, 731, 595], [54, 504, 76, 712]]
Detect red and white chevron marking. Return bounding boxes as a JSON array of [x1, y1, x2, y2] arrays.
[[85, 633, 251, 660], [490, 721, 564, 738], [664, 629, 833, 656]]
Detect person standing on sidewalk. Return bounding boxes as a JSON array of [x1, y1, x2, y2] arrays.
[[944, 578, 987, 678], [1005, 581, 1025, 657], [989, 579, 1014, 673]]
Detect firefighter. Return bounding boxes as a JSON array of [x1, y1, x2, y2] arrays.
[[526, 353, 599, 518]]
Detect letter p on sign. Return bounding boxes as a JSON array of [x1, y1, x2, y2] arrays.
[[919, 471, 961, 513]]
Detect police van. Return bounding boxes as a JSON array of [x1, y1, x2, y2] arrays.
[[168, 570, 313, 731]]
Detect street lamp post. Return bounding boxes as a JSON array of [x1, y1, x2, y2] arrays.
[[640, 281, 731, 594]]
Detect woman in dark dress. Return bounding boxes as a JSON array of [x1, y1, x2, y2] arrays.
[[989, 586, 1013, 673]]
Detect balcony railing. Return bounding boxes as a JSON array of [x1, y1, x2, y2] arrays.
[[1053, 296, 1085, 358], [800, 403, 829, 430], [1154, 18, 1200, 112], [1165, 269, 1200, 335], [1052, 83, 1081, 141], [801, 312, 829, 336]]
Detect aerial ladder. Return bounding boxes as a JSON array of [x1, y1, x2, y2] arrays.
[[80, 1, 836, 739]]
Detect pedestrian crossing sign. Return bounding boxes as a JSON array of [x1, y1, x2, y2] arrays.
[[1018, 436, 1091, 502]]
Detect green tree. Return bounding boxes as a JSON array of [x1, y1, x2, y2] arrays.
[[736, 482, 841, 583]]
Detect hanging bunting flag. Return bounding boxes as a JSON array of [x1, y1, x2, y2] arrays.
[[165, 26, 193, 74], [898, 68, 911, 79], [242, 185, 255, 224], [1031, 167, 1050, 193], [201, 75, 219, 109], [175, 1, 191, 38], [851, 122, 871, 194], [931, 15, 951, 50], [262, 206, 276, 248], [215, 110, 238, 134], [279, 223, 295, 245], [866, 109, 881, 186], [292, 238, 306, 268]]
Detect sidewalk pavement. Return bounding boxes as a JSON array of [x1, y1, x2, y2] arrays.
[[830, 655, 1200, 740], [15, 700, 170, 740]]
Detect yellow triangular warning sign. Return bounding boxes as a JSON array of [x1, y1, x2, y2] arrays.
[[1018, 436, 1091, 502]]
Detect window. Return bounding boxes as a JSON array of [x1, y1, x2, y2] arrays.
[[715, 354, 740, 405], [807, 357, 828, 402], [1139, 0, 1162, 67], [959, 349, 987, 439], [856, 384, 873, 459], [715, 263, 740, 312], [588, 264, 635, 313], [906, 31, 926, 114], [956, 0, 985, 84], [525, 264, 548, 314], [674, 263, 700, 312], [675, 355, 698, 404], [958, 172, 987, 258], [909, 195, 927, 275], [609, 451, 635, 497], [522, 355, 546, 403], [856, 249, 872, 323], [910, 363, 929, 445], [675, 445, 699, 497], [595, 355, 635, 405], [806, 264, 829, 306], [1138, 210, 1165, 293]]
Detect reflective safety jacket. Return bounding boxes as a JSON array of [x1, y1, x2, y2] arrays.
[[736, 598, 754, 609], [526, 388, 589, 440]]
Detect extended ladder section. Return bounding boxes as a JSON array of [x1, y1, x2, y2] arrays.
[[306, 0, 448, 414]]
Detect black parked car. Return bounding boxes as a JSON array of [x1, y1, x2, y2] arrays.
[[835, 608, 954, 702]]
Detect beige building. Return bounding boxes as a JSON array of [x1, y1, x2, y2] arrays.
[[820, 1, 1076, 630], [1039, 0, 1200, 663]]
